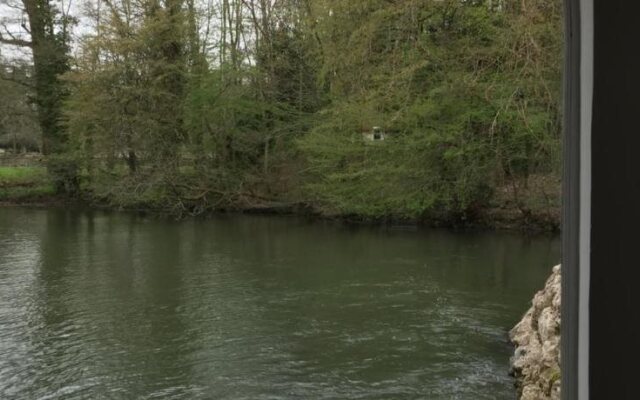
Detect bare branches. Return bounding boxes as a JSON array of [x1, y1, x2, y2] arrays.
[[0, 33, 31, 46], [0, 0, 31, 47], [0, 24, 32, 47]]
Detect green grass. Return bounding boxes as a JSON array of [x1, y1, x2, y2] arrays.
[[0, 166, 55, 201]]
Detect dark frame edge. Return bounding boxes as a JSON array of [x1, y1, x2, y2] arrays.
[[561, 0, 581, 399]]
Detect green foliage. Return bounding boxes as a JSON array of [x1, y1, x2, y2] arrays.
[[27, 0, 73, 156], [298, 0, 562, 223], [57, 0, 562, 226], [65, 0, 190, 195]]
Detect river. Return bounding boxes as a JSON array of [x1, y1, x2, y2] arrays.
[[0, 208, 560, 399]]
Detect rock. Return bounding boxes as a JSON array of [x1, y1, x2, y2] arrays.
[[510, 265, 561, 400]]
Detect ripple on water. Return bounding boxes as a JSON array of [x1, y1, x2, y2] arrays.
[[0, 209, 560, 399]]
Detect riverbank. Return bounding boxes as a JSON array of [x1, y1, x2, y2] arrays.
[[0, 162, 560, 232], [1, 192, 560, 233], [0, 166, 56, 205]]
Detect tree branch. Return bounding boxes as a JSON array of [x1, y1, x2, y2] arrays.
[[0, 26, 32, 47], [0, 35, 31, 47]]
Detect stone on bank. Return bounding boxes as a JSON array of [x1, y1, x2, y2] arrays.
[[510, 265, 561, 400]]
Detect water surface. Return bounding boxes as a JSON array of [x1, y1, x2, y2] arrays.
[[0, 208, 560, 399]]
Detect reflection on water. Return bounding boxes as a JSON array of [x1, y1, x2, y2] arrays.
[[0, 208, 560, 399]]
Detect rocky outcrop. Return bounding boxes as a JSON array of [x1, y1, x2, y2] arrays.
[[510, 265, 561, 400]]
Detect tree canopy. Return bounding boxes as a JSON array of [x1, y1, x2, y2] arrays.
[[1, 0, 563, 228]]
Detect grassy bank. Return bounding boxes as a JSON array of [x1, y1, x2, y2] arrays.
[[0, 166, 56, 203]]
